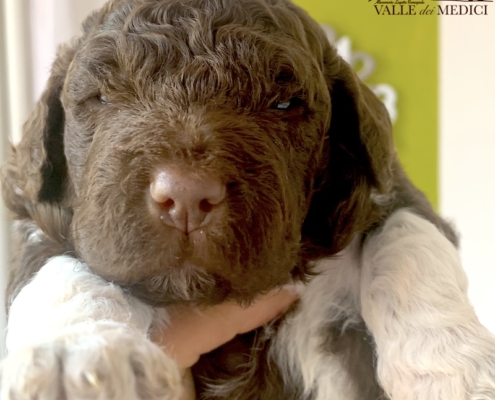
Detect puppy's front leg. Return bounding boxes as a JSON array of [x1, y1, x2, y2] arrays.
[[0, 256, 181, 400], [360, 209, 495, 400]]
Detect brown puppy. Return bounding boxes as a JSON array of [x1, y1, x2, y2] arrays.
[[3, 1, 494, 400]]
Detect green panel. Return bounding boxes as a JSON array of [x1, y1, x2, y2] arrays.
[[294, 0, 438, 207]]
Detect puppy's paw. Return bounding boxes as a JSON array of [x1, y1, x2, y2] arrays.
[[0, 321, 182, 400], [469, 354, 495, 400], [377, 326, 495, 400]]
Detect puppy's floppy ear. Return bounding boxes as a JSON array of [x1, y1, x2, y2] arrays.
[[303, 48, 395, 256], [0, 42, 78, 219], [0, 2, 112, 220], [1, 4, 118, 220]]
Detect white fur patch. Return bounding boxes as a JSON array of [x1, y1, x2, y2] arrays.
[[3, 255, 182, 400], [361, 209, 495, 400], [271, 237, 363, 400], [6, 255, 155, 353]]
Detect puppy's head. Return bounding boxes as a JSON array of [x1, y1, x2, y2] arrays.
[[2, 0, 394, 305]]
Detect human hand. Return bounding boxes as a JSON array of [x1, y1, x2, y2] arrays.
[[151, 288, 300, 400]]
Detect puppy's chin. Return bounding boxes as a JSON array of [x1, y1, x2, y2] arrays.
[[122, 256, 297, 307], [75, 203, 302, 306], [124, 265, 232, 307]]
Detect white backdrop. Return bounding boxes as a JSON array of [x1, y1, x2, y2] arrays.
[[1, 0, 494, 355], [440, 12, 495, 333], [30, 0, 107, 103]]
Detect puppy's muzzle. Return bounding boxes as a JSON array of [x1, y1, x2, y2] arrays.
[[149, 167, 226, 233]]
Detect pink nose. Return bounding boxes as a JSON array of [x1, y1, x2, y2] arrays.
[[149, 168, 226, 233]]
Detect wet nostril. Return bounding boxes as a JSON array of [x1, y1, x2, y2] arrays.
[[199, 199, 214, 213], [163, 198, 175, 209]]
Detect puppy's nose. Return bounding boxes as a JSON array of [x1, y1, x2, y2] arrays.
[[150, 168, 226, 233]]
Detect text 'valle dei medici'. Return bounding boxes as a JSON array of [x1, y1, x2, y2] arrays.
[[373, 1, 490, 16]]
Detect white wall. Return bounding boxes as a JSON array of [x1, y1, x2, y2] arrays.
[[439, 12, 495, 332], [0, 0, 10, 359], [30, 0, 107, 102], [0, 0, 33, 359]]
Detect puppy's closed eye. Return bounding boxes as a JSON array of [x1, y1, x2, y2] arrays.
[[85, 93, 110, 106], [272, 97, 305, 111], [97, 94, 110, 105]]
